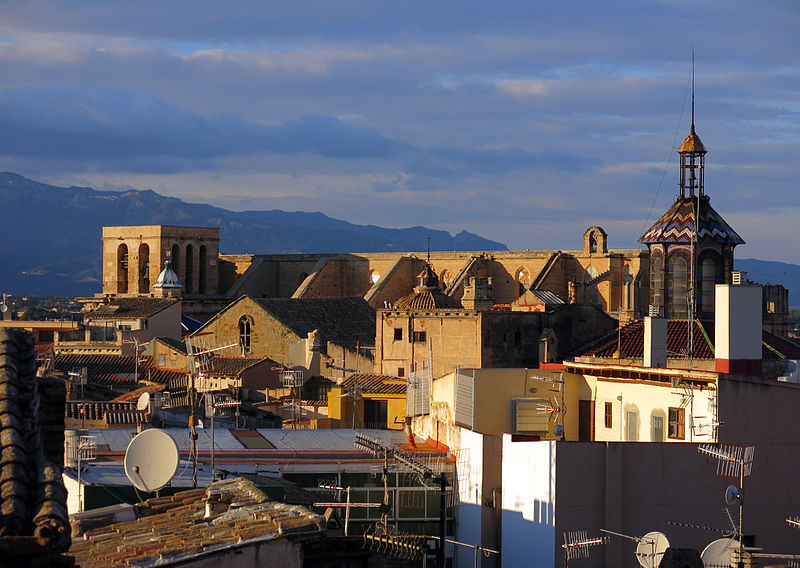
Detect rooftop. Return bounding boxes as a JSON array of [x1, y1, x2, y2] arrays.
[[70, 477, 325, 568]]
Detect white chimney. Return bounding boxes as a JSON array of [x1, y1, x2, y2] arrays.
[[644, 316, 667, 368], [715, 284, 762, 376]]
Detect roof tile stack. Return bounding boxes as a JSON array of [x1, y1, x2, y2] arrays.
[[0, 329, 71, 560]]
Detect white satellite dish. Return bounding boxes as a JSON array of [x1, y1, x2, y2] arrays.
[[701, 538, 739, 568], [124, 429, 179, 492], [136, 391, 151, 412], [635, 531, 669, 568]]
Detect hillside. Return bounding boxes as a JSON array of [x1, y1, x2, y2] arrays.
[[0, 172, 507, 296]]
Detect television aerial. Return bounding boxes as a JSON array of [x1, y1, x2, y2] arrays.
[[562, 531, 608, 567], [124, 428, 179, 493], [136, 391, 150, 412], [600, 529, 669, 568]]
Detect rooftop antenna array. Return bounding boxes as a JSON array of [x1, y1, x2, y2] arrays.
[[355, 433, 449, 568], [562, 531, 608, 567], [185, 335, 237, 487], [600, 529, 669, 568], [530, 373, 566, 439], [281, 367, 306, 428], [697, 443, 755, 568], [74, 434, 96, 513]]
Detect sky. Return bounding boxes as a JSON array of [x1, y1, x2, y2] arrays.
[[0, 1, 798, 262]]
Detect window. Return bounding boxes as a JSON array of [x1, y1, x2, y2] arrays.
[[397, 367, 405, 377], [651, 415, 664, 442], [604, 402, 613, 428], [668, 407, 685, 439], [413, 331, 427, 343], [394, 328, 403, 341], [158, 355, 166, 367], [625, 411, 638, 441], [238, 315, 253, 355]]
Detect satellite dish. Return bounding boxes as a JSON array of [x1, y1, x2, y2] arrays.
[[725, 484, 744, 507], [635, 531, 669, 568], [136, 391, 151, 412], [553, 424, 565, 438], [124, 429, 179, 492], [701, 537, 739, 568]]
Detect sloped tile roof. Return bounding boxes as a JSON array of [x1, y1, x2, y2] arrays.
[[82, 297, 179, 319], [639, 196, 744, 245], [69, 478, 324, 568], [52, 353, 186, 388], [110, 383, 165, 403], [586, 319, 715, 359], [201, 356, 276, 377], [394, 288, 463, 310], [154, 336, 188, 354], [339, 373, 407, 395], [762, 330, 800, 360], [254, 297, 376, 349]]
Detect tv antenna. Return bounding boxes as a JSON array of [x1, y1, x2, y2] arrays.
[[530, 373, 566, 440], [124, 428, 179, 493], [185, 335, 237, 487], [74, 435, 96, 513], [600, 529, 669, 568], [788, 516, 800, 529], [354, 433, 449, 568], [698, 443, 755, 568], [562, 531, 608, 567]]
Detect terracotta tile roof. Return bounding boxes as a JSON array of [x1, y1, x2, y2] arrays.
[[82, 297, 179, 319], [200, 356, 275, 377], [110, 383, 165, 403], [52, 353, 186, 388], [586, 319, 715, 359], [639, 196, 744, 245], [253, 297, 376, 350], [339, 373, 407, 395], [393, 288, 463, 310], [69, 478, 325, 568], [154, 336, 188, 354], [762, 331, 800, 360]]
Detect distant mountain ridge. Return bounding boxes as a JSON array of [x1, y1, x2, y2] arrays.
[[0, 172, 507, 296]]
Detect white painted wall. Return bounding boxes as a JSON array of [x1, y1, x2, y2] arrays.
[[592, 379, 717, 443], [715, 284, 762, 360], [501, 437, 556, 567], [455, 428, 484, 568]]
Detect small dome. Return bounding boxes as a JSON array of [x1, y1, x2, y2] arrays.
[[679, 126, 706, 154], [153, 261, 182, 289], [393, 264, 463, 310]]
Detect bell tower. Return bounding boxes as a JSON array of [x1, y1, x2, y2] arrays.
[[639, 67, 744, 321]]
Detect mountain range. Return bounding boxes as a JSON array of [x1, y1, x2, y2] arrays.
[[0, 172, 506, 296], [1, 172, 797, 305]]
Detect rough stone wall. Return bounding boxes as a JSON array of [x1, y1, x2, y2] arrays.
[[102, 225, 219, 296], [199, 298, 302, 364]]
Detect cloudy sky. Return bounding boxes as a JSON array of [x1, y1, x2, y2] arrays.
[[1, 1, 798, 262]]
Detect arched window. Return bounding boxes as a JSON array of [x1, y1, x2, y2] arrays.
[[585, 266, 599, 305], [668, 253, 689, 318], [589, 232, 598, 253], [117, 243, 129, 294], [238, 315, 254, 355], [701, 256, 720, 315], [138, 243, 150, 293], [199, 245, 207, 294], [651, 252, 664, 312], [171, 244, 180, 278], [185, 245, 194, 294], [515, 267, 530, 296], [439, 269, 450, 290]]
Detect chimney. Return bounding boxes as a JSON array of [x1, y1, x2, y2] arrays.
[[643, 316, 667, 368], [715, 284, 762, 376]]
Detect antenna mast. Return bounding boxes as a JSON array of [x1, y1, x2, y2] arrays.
[[688, 48, 697, 367]]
